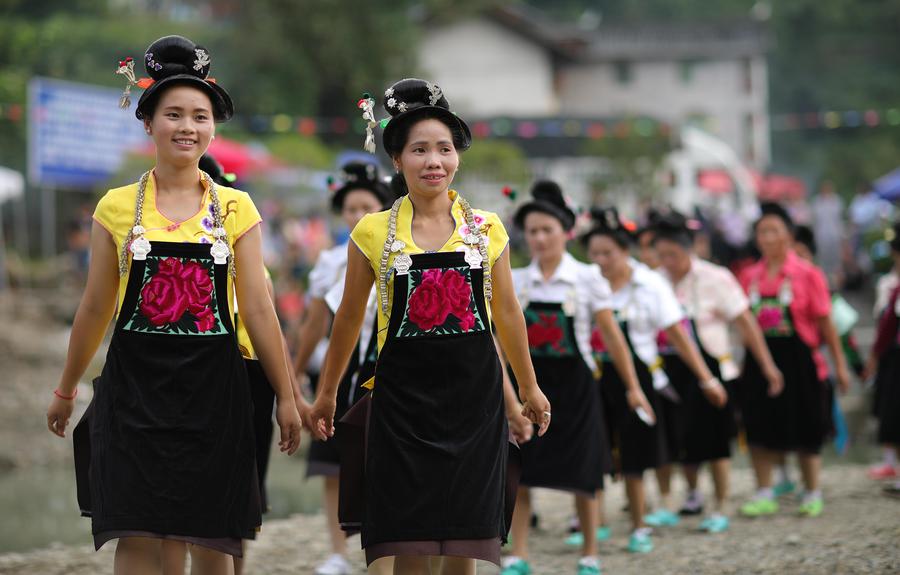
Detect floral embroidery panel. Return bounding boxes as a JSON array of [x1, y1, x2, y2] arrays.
[[753, 298, 794, 337], [124, 256, 227, 336], [525, 307, 577, 357], [396, 267, 485, 338]]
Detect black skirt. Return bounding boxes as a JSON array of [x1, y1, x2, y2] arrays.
[[877, 348, 900, 445]]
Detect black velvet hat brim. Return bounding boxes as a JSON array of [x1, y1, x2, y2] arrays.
[[514, 201, 576, 232], [330, 182, 392, 213], [136, 75, 234, 122], [382, 105, 471, 156]]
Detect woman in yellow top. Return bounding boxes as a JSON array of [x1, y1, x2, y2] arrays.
[[307, 78, 551, 575], [45, 36, 301, 575]]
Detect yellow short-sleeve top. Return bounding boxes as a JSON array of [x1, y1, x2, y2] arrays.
[[349, 190, 509, 352], [93, 170, 262, 357]]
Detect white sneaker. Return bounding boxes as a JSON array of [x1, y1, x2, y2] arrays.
[[315, 553, 352, 575]]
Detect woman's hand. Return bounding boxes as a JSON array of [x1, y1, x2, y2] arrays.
[[507, 406, 535, 444], [626, 387, 656, 425], [307, 396, 337, 441], [275, 398, 302, 455], [701, 378, 728, 408], [46, 392, 76, 438], [519, 386, 551, 437], [763, 365, 784, 397]]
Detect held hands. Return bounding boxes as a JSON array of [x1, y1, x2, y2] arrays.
[[275, 398, 302, 455], [626, 387, 656, 425], [764, 365, 785, 397], [46, 391, 76, 438], [307, 396, 337, 441], [835, 365, 851, 394], [507, 406, 535, 444], [700, 377, 728, 408], [519, 386, 551, 437]]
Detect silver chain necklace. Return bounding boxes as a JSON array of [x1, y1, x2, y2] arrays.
[[118, 170, 235, 279]]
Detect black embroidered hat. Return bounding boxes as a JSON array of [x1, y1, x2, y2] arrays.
[[513, 180, 577, 231], [330, 161, 393, 212], [122, 35, 233, 122], [379, 78, 472, 156], [581, 206, 635, 248]]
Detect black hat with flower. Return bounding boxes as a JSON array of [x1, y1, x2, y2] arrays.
[[357, 78, 471, 156], [198, 153, 237, 187], [513, 180, 577, 232], [329, 161, 393, 212], [116, 35, 233, 122]]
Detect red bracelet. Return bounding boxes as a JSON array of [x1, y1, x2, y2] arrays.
[[53, 388, 78, 400]]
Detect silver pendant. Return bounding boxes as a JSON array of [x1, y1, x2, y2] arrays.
[[210, 239, 230, 265], [464, 247, 483, 269], [563, 295, 576, 316], [390, 239, 406, 253], [464, 233, 481, 246], [130, 236, 151, 260], [778, 281, 793, 305], [393, 252, 412, 275]]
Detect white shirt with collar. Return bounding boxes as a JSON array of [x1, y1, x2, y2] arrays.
[[511, 252, 613, 372], [305, 241, 350, 372], [662, 257, 748, 381], [610, 260, 684, 380], [325, 278, 377, 369]]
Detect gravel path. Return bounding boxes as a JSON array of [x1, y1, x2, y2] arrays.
[[1, 463, 898, 574]]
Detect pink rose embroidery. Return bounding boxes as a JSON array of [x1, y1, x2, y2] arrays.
[[590, 326, 607, 353], [757, 307, 783, 330], [139, 271, 190, 327], [458, 310, 476, 332], [440, 269, 472, 318], [194, 307, 216, 332], [139, 257, 217, 332], [528, 313, 564, 349], [407, 269, 451, 331]]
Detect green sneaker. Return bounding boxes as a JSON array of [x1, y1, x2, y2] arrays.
[[698, 514, 730, 533], [798, 498, 824, 517], [565, 526, 612, 546], [500, 558, 532, 575], [740, 496, 779, 517], [627, 530, 653, 553], [644, 509, 680, 527], [577, 558, 602, 575], [773, 479, 796, 498]]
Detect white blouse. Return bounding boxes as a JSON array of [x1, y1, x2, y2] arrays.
[[609, 260, 684, 388], [662, 257, 748, 381], [511, 252, 612, 372], [325, 278, 378, 373], [306, 241, 350, 372]]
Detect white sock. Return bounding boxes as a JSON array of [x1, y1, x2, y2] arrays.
[[578, 556, 600, 568], [777, 465, 791, 484], [685, 490, 704, 506], [502, 556, 524, 568], [884, 449, 898, 467], [634, 526, 653, 537], [757, 487, 775, 500], [802, 489, 822, 503]]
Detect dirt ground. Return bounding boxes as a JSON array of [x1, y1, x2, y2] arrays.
[[1, 289, 898, 574]]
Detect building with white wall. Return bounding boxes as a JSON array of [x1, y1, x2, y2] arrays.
[[419, 5, 770, 168]]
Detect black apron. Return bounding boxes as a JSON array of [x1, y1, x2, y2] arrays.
[[658, 318, 734, 464], [739, 293, 830, 453], [876, 302, 900, 445], [514, 302, 607, 493], [244, 359, 275, 511], [73, 241, 260, 540], [339, 251, 516, 549], [597, 318, 669, 475]]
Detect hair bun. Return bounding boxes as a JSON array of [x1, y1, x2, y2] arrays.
[[530, 180, 566, 209], [590, 206, 623, 231], [144, 36, 211, 81], [382, 78, 450, 118]]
